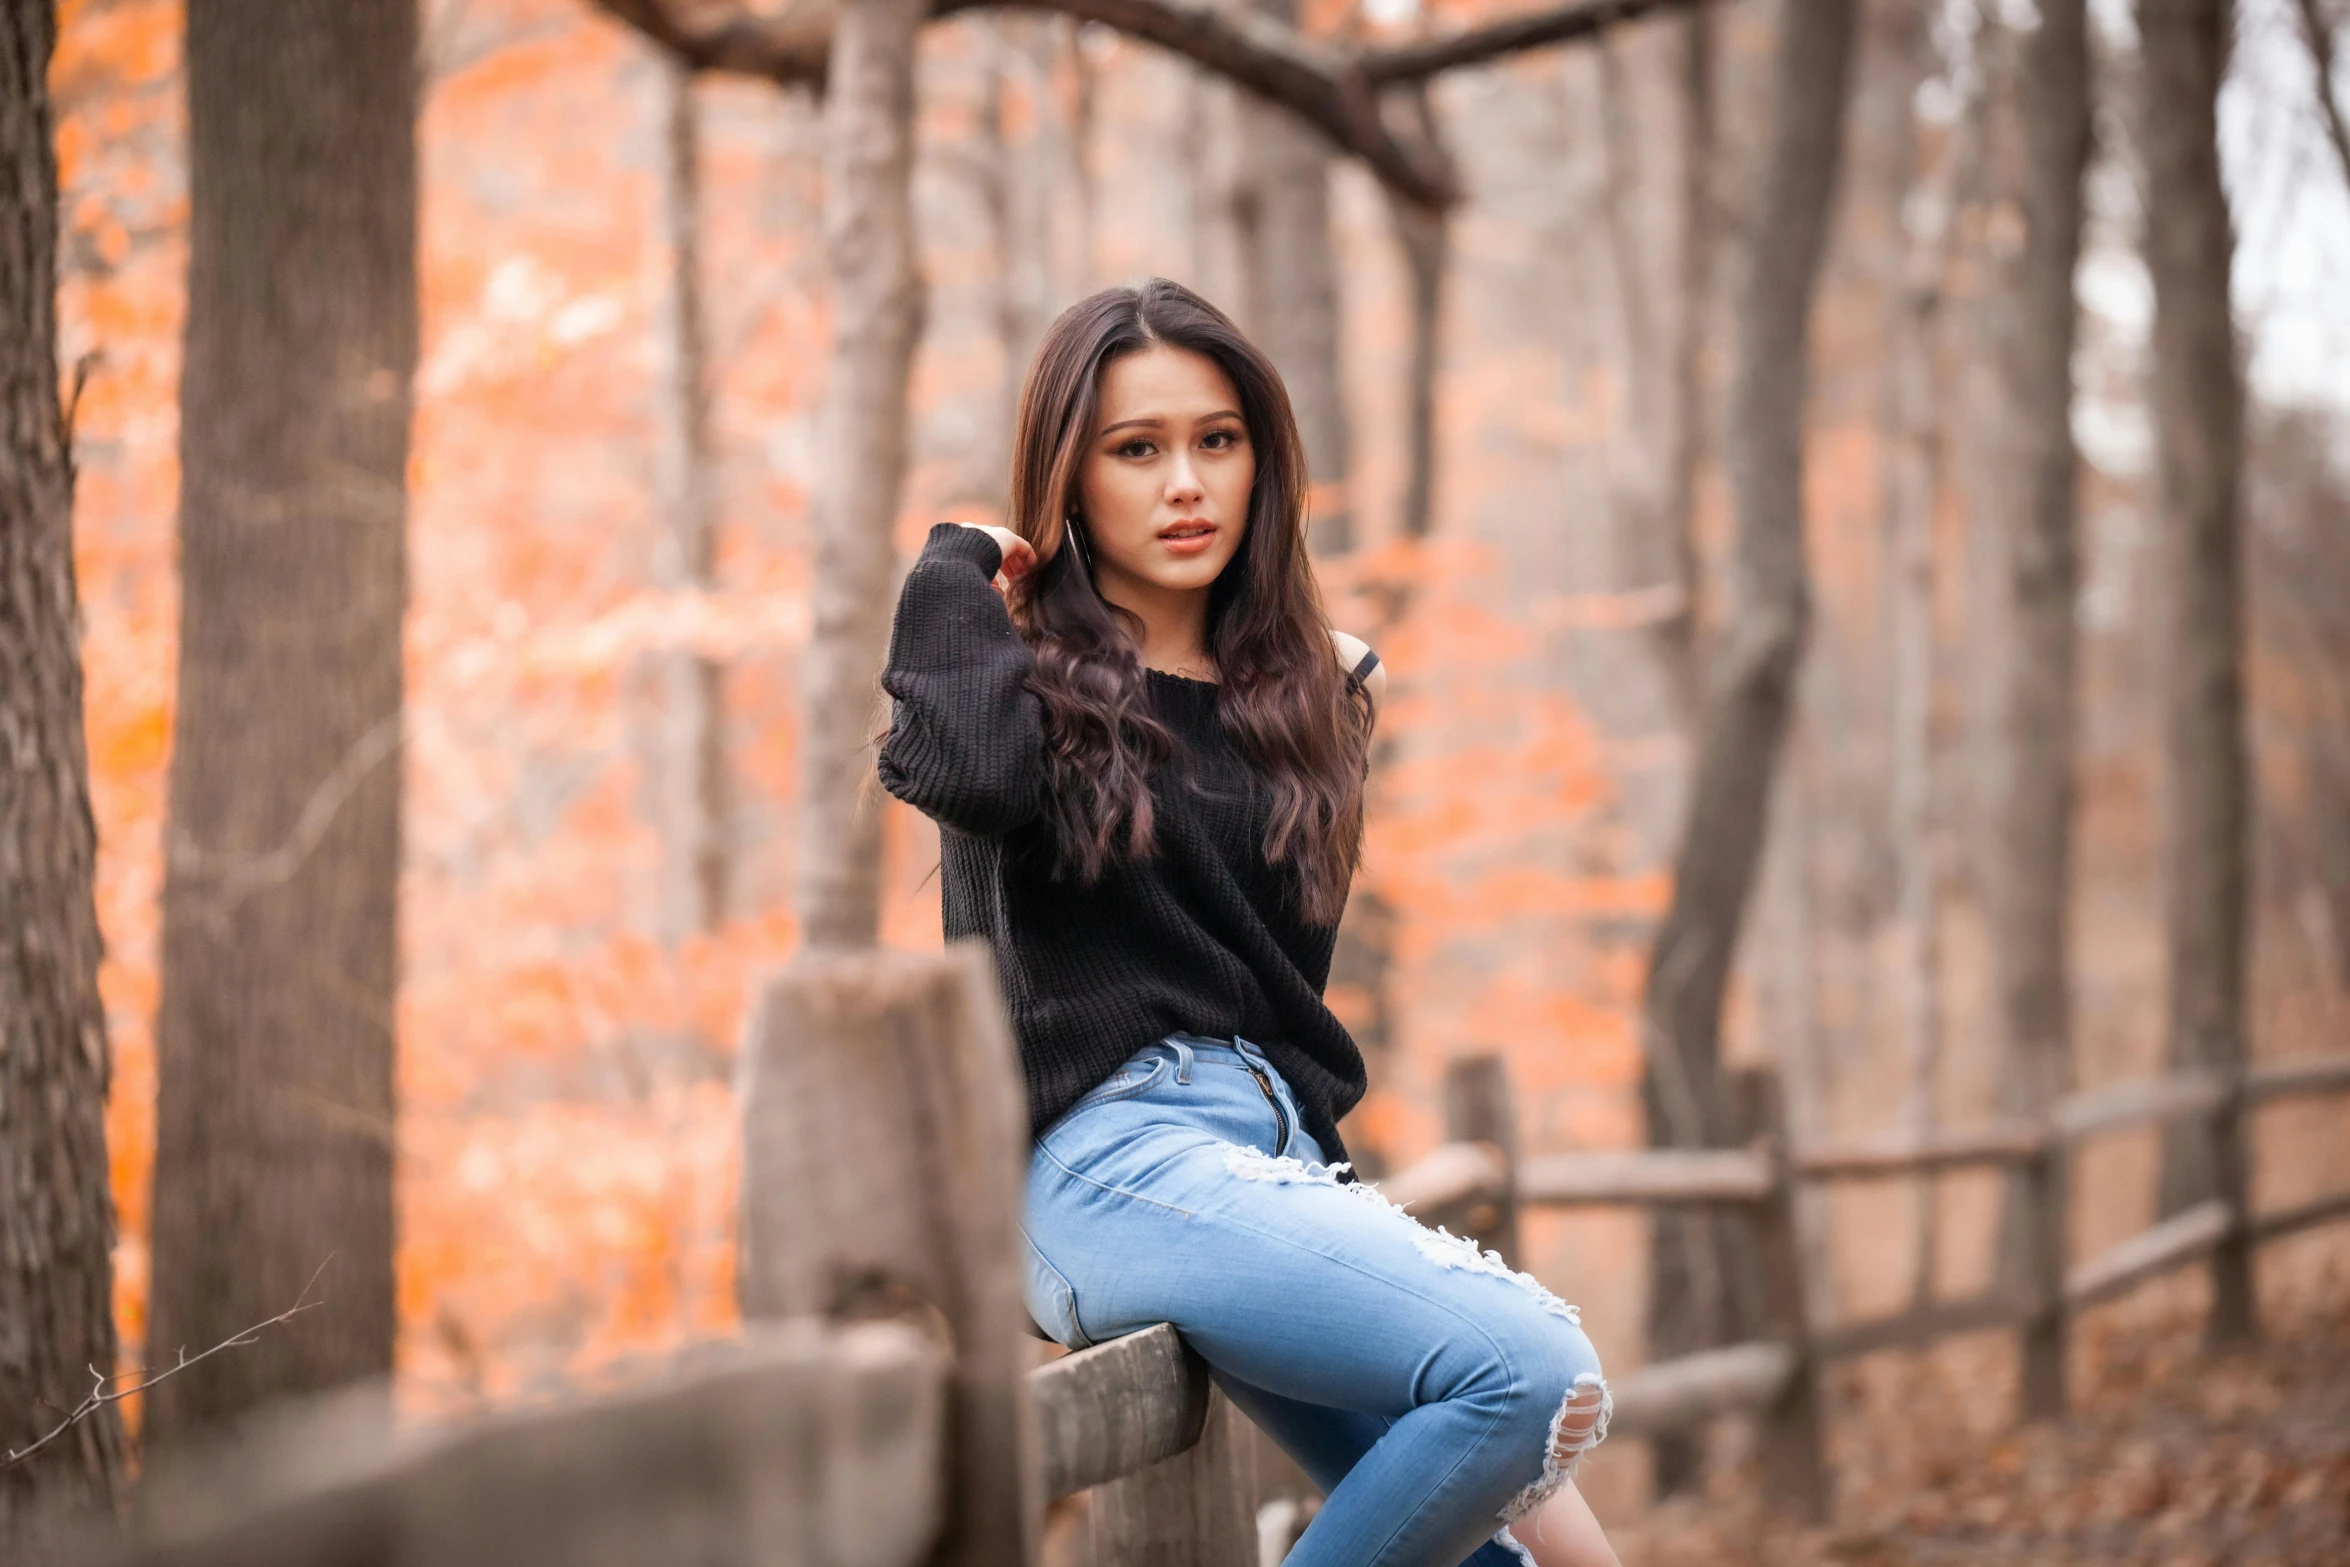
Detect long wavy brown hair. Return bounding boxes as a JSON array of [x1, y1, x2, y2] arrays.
[[1005, 278, 1370, 927]]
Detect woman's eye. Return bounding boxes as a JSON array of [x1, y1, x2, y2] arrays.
[[1116, 439, 1155, 458], [1202, 429, 1241, 450]]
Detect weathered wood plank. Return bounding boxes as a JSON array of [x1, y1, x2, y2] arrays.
[[1029, 1324, 1207, 1501], [2055, 1071, 2227, 1141], [2248, 1052, 2350, 1101], [1794, 1122, 2050, 1179], [1811, 1291, 2031, 1362], [2250, 1187, 2350, 1244], [106, 1322, 947, 1567], [1517, 1147, 1775, 1206], [1374, 1140, 1507, 1215], [2065, 1199, 2235, 1308], [1084, 1384, 1257, 1567], [736, 943, 1037, 1567], [1604, 1342, 1796, 1438]]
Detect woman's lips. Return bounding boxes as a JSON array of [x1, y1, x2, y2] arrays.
[[1159, 522, 1216, 556]]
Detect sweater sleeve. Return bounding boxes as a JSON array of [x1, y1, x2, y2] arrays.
[[877, 522, 1049, 835]]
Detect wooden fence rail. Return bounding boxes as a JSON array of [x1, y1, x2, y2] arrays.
[[83, 947, 2350, 1564], [1367, 1043, 2350, 1522]]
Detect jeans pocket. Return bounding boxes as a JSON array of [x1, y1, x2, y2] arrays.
[[1022, 1230, 1092, 1350], [1065, 1051, 1169, 1116]]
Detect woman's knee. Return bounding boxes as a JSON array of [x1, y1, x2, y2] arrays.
[[1500, 1314, 1605, 1417], [1478, 1315, 1611, 1499]]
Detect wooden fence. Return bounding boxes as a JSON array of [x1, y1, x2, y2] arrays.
[[90, 943, 2350, 1565]]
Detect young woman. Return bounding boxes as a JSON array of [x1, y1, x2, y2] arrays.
[[877, 279, 1618, 1567]]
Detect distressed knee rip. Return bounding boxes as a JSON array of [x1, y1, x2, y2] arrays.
[[1500, 1373, 1613, 1525]]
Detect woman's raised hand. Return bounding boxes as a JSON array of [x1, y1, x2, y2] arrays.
[[956, 522, 1035, 597]]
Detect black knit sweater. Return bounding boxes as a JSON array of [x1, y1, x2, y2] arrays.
[[877, 522, 1374, 1166]]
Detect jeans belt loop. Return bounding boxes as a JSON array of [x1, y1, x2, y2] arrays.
[[1169, 1037, 1195, 1085]]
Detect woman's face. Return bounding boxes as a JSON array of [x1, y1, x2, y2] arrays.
[[1070, 344, 1254, 601]]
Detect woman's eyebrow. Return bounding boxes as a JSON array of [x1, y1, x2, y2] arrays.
[[1098, 409, 1246, 437]]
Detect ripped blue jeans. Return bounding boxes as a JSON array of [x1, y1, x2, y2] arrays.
[[1023, 1034, 1610, 1567]]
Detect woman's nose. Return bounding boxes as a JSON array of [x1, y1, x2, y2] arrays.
[[1166, 453, 1204, 503]]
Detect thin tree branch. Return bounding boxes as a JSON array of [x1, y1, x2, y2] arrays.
[[593, 0, 833, 86], [1358, 0, 1707, 86], [1, 1260, 333, 1475], [598, 0, 1453, 204], [593, 0, 1710, 207], [2294, 0, 2350, 191]]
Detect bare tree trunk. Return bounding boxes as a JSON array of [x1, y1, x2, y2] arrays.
[[1978, 0, 2092, 1415], [1595, 9, 1711, 719], [1767, 731, 1833, 1329], [1331, 108, 1448, 1095], [1639, 0, 1857, 1496], [795, 0, 927, 951], [2293, 0, 2350, 190], [653, 56, 729, 939], [968, 17, 1070, 510], [148, 0, 415, 1443], [1254, 146, 1349, 554], [1885, 41, 1986, 1319], [0, 1, 127, 1540], [1660, 8, 1710, 698], [1239, 0, 1352, 556], [1058, 16, 1098, 290], [1389, 187, 1445, 546], [1192, 68, 1261, 330], [2138, 0, 2254, 1346]]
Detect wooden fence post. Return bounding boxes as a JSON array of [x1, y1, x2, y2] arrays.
[[1732, 1069, 1828, 1522], [1443, 1054, 1521, 1266], [2008, 1135, 2069, 1420], [1084, 1383, 1259, 1567], [736, 941, 1039, 1567], [2205, 1078, 2256, 1347], [1244, 1420, 1317, 1567]]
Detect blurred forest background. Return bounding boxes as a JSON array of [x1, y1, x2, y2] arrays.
[[6, 0, 2350, 1557]]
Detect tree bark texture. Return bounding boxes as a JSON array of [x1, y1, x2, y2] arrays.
[[2137, 0, 2254, 1346], [1980, 0, 2090, 1414], [0, 0, 128, 1538], [1594, 10, 1710, 721], [652, 57, 730, 940], [1388, 175, 1446, 546], [1241, 0, 1352, 559], [1884, 45, 1982, 1320], [1638, 0, 1857, 1491], [968, 18, 1074, 510], [148, 0, 416, 1443], [796, 0, 927, 951]]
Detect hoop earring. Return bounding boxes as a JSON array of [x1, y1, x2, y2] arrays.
[[1065, 512, 1093, 575]]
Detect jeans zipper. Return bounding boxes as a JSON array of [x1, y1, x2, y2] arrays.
[[1244, 1060, 1291, 1155]]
